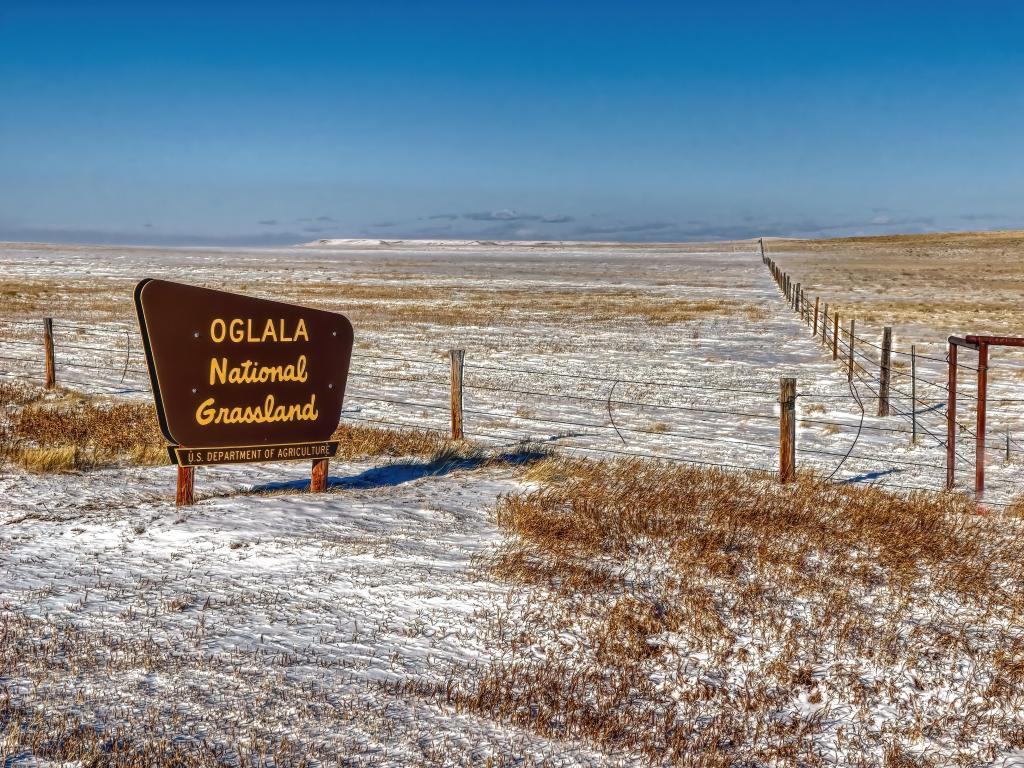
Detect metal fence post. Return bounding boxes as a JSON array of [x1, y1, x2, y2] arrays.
[[977, 341, 988, 498], [947, 341, 957, 490], [911, 344, 917, 444]]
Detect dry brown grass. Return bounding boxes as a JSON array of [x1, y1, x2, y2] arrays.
[[330, 422, 452, 460], [778, 229, 1024, 253], [0, 697, 235, 768], [0, 381, 43, 409], [0, 273, 756, 329], [0, 392, 513, 473], [238, 286, 751, 328], [407, 457, 1024, 763], [3, 399, 167, 471], [768, 230, 1024, 335], [0, 277, 136, 318]]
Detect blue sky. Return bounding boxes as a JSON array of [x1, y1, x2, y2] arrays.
[[1, 1, 1022, 245]]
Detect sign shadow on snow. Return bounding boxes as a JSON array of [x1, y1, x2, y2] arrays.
[[247, 444, 550, 495]]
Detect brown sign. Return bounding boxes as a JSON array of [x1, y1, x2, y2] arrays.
[[135, 279, 353, 459]]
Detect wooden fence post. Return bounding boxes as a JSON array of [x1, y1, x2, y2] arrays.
[[794, 282, 801, 313], [780, 377, 796, 483], [813, 297, 819, 336], [43, 318, 55, 389], [450, 349, 465, 439], [848, 318, 855, 383], [822, 304, 829, 345], [878, 326, 892, 417], [947, 342, 957, 490], [311, 458, 329, 493], [832, 310, 839, 360], [176, 465, 195, 506], [910, 344, 917, 444]]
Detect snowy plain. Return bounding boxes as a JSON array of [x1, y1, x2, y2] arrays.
[[1, 239, 1023, 764]]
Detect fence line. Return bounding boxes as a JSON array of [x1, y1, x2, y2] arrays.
[[761, 245, 1024, 502], [2, 271, 1021, 506]]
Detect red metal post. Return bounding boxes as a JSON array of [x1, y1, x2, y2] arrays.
[[946, 343, 957, 490], [976, 342, 988, 498]]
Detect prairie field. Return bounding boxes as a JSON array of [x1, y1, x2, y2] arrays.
[[769, 230, 1024, 337], [2, 235, 1024, 765]]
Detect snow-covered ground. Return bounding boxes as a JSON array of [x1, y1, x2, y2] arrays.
[[1, 240, 1023, 764], [1, 455, 622, 764], [0, 240, 1017, 504]]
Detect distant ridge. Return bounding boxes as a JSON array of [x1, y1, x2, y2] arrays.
[[300, 237, 764, 250]]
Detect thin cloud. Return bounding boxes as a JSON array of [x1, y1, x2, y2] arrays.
[[572, 221, 675, 237], [0, 226, 310, 247], [463, 209, 538, 222], [455, 209, 573, 224], [257, 219, 279, 226]]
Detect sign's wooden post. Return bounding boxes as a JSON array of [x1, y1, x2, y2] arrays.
[[450, 349, 465, 440], [311, 457, 329, 493], [779, 377, 796, 483], [43, 318, 55, 389], [176, 465, 195, 506]]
